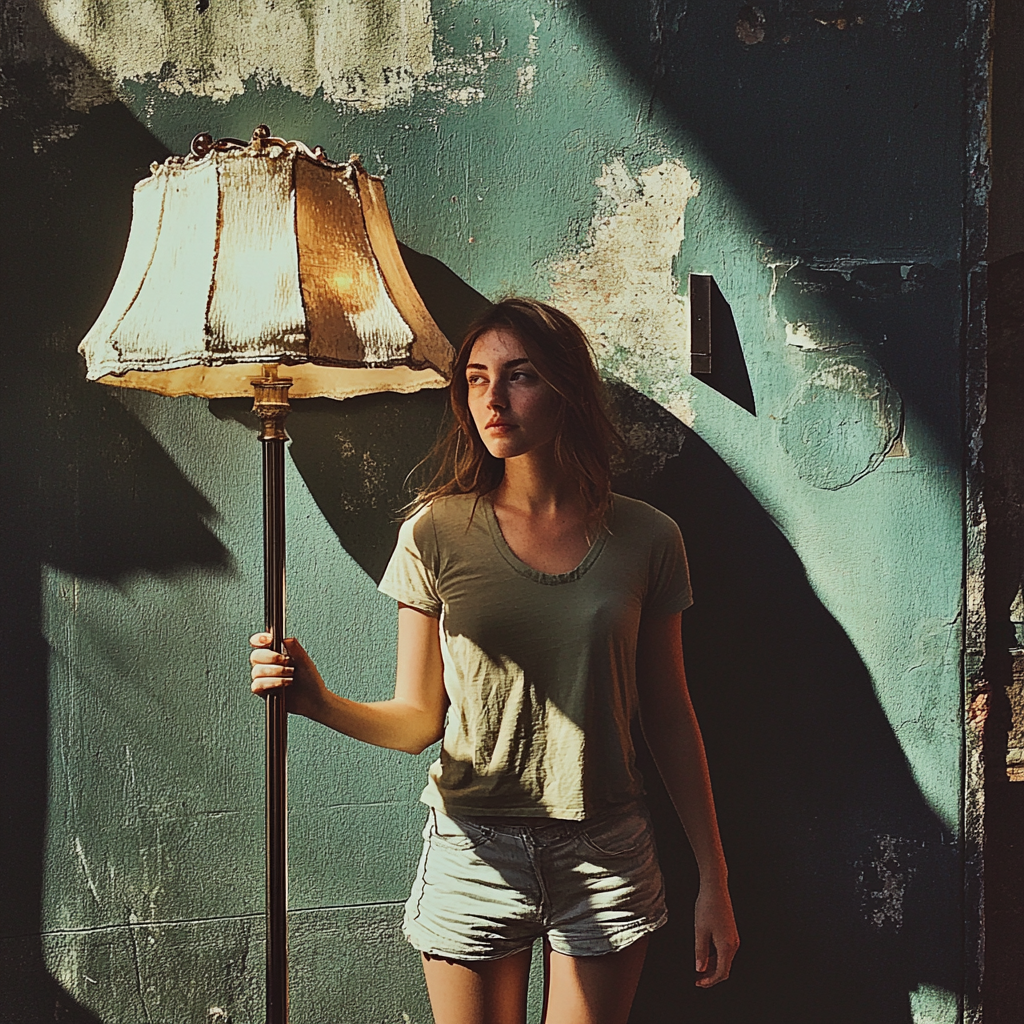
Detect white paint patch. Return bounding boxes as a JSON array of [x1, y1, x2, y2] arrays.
[[855, 834, 919, 932], [529, 13, 541, 56], [425, 34, 504, 107], [549, 158, 701, 415], [34, 0, 436, 111], [516, 11, 541, 96], [446, 86, 486, 106], [866, 835, 906, 929], [784, 321, 818, 349], [516, 63, 536, 96]]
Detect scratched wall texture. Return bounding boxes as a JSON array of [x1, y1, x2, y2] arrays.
[[0, 2, 992, 1022]]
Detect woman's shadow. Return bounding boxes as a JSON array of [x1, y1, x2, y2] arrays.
[[275, 339, 959, 1023], [611, 386, 959, 1024]]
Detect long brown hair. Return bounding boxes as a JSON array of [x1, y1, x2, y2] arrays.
[[412, 297, 621, 522]]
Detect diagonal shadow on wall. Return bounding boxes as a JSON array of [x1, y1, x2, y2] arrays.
[[0, 64, 230, 1022], [575, 0, 965, 471]]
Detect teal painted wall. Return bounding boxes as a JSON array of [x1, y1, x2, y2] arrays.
[[0, 2, 985, 1022]]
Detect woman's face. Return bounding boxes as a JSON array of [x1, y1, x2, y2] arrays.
[[465, 328, 563, 461]]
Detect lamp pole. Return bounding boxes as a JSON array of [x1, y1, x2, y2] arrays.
[[253, 365, 293, 1024]]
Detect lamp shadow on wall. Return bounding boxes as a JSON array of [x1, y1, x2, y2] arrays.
[[0, 66, 229, 1022]]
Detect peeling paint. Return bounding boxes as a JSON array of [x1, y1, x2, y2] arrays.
[[516, 63, 536, 96], [515, 11, 541, 97], [549, 157, 700, 416], [425, 33, 504, 108], [30, 0, 437, 110], [736, 5, 767, 45], [606, 380, 689, 481], [855, 834, 916, 932], [445, 85, 486, 106]]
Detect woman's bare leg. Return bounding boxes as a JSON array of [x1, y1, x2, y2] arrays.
[[421, 948, 532, 1024], [540, 936, 649, 1024]]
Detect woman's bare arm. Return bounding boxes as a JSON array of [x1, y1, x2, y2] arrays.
[[636, 610, 739, 988], [250, 603, 448, 755]]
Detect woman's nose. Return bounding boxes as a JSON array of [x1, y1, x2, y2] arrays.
[[486, 381, 507, 408]]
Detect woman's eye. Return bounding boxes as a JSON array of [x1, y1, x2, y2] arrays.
[[466, 374, 486, 386]]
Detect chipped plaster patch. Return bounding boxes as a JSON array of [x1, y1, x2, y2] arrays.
[[855, 834, 917, 932], [34, 0, 436, 110], [515, 11, 541, 97], [784, 321, 819, 350], [516, 63, 536, 96], [446, 86, 486, 106], [776, 354, 902, 489], [548, 157, 700, 416]]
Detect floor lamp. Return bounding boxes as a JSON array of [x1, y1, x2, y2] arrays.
[[78, 125, 453, 1024]]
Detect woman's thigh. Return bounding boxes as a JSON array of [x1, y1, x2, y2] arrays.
[[541, 936, 649, 1024], [421, 948, 532, 1024]]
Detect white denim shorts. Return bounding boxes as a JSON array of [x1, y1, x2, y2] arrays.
[[403, 803, 667, 960]]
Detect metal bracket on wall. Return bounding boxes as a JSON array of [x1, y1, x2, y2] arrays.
[[689, 273, 713, 375]]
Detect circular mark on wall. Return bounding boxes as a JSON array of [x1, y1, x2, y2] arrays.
[[776, 356, 902, 490], [736, 6, 766, 45]]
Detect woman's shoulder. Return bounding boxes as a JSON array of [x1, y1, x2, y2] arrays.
[[610, 493, 682, 539], [408, 493, 486, 541]]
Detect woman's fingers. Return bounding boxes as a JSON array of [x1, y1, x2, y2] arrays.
[[250, 647, 289, 664], [251, 661, 294, 694], [694, 930, 739, 988], [249, 633, 294, 695], [694, 929, 710, 976]]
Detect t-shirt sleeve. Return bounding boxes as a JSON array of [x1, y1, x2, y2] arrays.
[[645, 516, 694, 615], [377, 507, 442, 616]]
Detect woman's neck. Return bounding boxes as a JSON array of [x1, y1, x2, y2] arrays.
[[488, 449, 594, 573], [492, 447, 583, 517]]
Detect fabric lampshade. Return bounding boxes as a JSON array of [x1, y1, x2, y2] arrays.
[[79, 127, 453, 399]]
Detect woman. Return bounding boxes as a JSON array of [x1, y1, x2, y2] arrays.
[[250, 298, 738, 1024]]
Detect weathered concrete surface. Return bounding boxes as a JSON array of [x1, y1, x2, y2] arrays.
[[0, 1, 989, 1022], [22, 0, 437, 110]]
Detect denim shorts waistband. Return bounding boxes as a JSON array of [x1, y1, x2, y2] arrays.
[[444, 802, 646, 846]]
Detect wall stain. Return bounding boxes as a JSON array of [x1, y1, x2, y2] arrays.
[[735, 5, 766, 45]]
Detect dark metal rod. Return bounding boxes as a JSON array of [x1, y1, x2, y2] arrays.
[[262, 428, 289, 1024], [253, 369, 293, 1024], [263, 433, 288, 1024]]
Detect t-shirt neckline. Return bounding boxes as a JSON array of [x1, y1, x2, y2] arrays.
[[482, 496, 611, 585]]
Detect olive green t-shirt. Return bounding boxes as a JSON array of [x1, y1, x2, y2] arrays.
[[378, 493, 692, 820]]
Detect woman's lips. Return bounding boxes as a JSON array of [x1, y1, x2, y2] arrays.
[[485, 421, 515, 433]]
